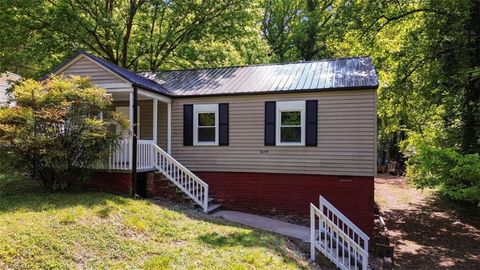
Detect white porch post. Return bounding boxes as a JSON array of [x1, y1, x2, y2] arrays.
[[129, 92, 134, 170], [167, 102, 172, 154], [153, 99, 158, 144]]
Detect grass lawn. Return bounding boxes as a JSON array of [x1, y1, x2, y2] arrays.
[[0, 173, 313, 269]]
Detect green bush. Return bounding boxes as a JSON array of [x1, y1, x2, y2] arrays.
[[406, 143, 480, 205], [0, 76, 128, 191]]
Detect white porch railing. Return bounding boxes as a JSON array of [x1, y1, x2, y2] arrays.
[[151, 144, 209, 213], [106, 139, 155, 171], [109, 139, 131, 170], [310, 196, 369, 270]]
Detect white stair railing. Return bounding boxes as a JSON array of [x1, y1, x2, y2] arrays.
[[151, 143, 209, 213], [310, 196, 369, 270], [137, 140, 154, 170]]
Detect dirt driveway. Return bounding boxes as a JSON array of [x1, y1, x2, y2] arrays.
[[375, 175, 480, 270]]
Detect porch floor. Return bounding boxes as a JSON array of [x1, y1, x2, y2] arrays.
[[213, 210, 310, 242]]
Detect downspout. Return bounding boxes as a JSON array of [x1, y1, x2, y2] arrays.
[[131, 85, 138, 197]]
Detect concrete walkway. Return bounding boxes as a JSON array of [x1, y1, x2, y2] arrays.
[[213, 210, 311, 242]]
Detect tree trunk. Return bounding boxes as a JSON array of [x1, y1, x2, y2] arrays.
[[462, 0, 480, 153], [302, 0, 319, 61]]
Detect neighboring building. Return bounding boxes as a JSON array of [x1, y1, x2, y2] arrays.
[[0, 72, 21, 106], [47, 51, 378, 237]]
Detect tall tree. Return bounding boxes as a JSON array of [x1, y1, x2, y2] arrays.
[[262, 0, 301, 62], [329, 0, 480, 154], [461, 0, 480, 153], [0, 0, 269, 77], [261, 0, 355, 62], [292, 0, 334, 60]]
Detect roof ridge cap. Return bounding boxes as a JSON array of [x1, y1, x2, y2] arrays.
[[137, 56, 373, 74]]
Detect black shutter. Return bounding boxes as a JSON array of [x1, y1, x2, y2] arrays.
[[183, 104, 193, 146], [306, 100, 318, 146], [265, 101, 276, 146], [219, 103, 229, 146]]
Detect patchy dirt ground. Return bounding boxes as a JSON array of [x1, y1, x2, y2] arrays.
[[375, 175, 480, 270]]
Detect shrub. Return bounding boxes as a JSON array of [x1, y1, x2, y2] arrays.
[[0, 76, 128, 190], [406, 142, 480, 205]]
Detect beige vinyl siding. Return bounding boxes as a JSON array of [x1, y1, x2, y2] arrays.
[[157, 103, 168, 149], [171, 90, 376, 177], [60, 56, 131, 91], [113, 100, 167, 144]]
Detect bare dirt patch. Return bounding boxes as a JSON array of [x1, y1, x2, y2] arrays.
[[375, 175, 480, 270]]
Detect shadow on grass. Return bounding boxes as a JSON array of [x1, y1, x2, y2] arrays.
[[149, 198, 314, 269], [0, 172, 313, 269], [0, 172, 128, 213], [196, 231, 313, 269], [197, 231, 277, 248], [381, 193, 480, 269]]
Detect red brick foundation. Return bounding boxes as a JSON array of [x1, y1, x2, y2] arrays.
[[80, 171, 132, 195], [195, 172, 374, 237], [104, 170, 374, 237], [146, 172, 170, 198]]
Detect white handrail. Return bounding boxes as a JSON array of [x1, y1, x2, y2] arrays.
[[151, 143, 209, 213], [310, 196, 369, 270], [320, 196, 369, 250], [137, 140, 154, 170]]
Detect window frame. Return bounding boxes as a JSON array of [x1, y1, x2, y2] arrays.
[[276, 101, 306, 146], [193, 104, 219, 146]]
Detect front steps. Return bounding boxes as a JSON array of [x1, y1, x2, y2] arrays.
[[146, 172, 221, 214]]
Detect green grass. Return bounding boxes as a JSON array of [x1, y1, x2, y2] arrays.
[[0, 173, 312, 269]]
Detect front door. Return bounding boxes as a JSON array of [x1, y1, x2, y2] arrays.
[[116, 106, 140, 138], [114, 106, 140, 166]]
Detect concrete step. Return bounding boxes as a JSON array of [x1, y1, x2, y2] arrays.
[[181, 195, 214, 204], [207, 203, 222, 214], [159, 174, 221, 214]]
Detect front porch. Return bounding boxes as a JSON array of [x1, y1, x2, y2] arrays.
[[104, 87, 172, 172], [97, 87, 211, 213]]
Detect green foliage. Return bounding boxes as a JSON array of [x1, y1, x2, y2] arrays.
[[405, 140, 480, 204], [0, 0, 270, 77], [0, 76, 128, 190]]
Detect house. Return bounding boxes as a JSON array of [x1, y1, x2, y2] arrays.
[[0, 72, 21, 106], [46, 51, 378, 237]]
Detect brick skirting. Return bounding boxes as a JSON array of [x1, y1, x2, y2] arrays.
[[145, 171, 374, 237], [80, 171, 133, 195]]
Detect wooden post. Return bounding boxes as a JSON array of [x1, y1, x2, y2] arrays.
[[153, 99, 158, 144], [167, 102, 172, 154], [310, 204, 316, 261], [131, 86, 138, 197], [129, 92, 134, 171]]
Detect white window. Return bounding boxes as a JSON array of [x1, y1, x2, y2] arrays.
[[276, 101, 305, 146], [194, 104, 218, 145]]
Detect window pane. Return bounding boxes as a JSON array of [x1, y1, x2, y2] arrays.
[[198, 113, 215, 126], [281, 111, 301, 125], [198, 127, 215, 142], [281, 127, 301, 142]]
